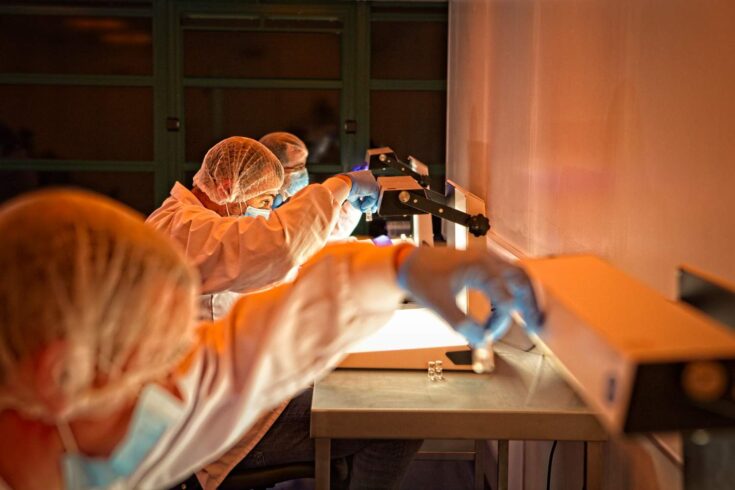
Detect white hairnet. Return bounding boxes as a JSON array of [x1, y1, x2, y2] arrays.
[[193, 136, 285, 206], [259, 132, 309, 171], [0, 190, 199, 423]]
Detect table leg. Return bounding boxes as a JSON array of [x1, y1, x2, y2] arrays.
[[497, 439, 509, 490], [315, 438, 331, 490], [474, 440, 488, 490], [585, 441, 604, 490]]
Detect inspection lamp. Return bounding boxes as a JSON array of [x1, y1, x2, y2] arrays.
[[364, 147, 491, 238], [365, 147, 432, 188]]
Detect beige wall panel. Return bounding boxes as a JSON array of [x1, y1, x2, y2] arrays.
[[448, 0, 735, 487], [447, 0, 735, 297]]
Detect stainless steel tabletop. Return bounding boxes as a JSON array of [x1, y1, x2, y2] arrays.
[[311, 342, 607, 441]]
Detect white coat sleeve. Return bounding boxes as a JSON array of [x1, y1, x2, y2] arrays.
[[328, 201, 363, 242], [141, 242, 411, 489], [200, 241, 408, 412], [147, 179, 350, 294]]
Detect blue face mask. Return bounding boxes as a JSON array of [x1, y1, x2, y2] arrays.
[[282, 168, 309, 198], [60, 384, 183, 489], [244, 206, 272, 219]]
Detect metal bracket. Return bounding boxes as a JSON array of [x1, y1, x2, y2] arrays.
[[397, 190, 490, 237], [366, 148, 430, 187]]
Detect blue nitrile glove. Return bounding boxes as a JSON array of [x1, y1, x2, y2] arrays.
[[396, 247, 543, 346], [371, 234, 393, 247], [273, 193, 285, 209], [344, 170, 380, 213]]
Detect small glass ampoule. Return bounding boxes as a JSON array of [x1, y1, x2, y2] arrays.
[[435, 360, 445, 381]]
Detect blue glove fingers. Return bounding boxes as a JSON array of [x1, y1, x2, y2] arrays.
[[484, 303, 513, 342], [465, 264, 543, 335], [348, 197, 375, 213], [359, 195, 378, 213], [396, 249, 469, 328], [456, 319, 486, 346], [273, 194, 285, 209], [504, 269, 544, 334], [345, 171, 380, 203], [356, 198, 370, 213], [453, 265, 516, 343], [459, 265, 514, 304], [371, 234, 393, 247], [348, 195, 379, 213]]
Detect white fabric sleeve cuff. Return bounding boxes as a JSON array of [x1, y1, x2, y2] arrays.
[[322, 176, 351, 204]]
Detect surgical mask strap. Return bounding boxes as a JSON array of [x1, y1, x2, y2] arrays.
[[57, 420, 80, 454]]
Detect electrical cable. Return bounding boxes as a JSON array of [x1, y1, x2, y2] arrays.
[[546, 440, 558, 490]]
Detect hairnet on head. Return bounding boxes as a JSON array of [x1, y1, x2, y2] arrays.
[[0, 190, 199, 423], [259, 132, 309, 171], [193, 136, 285, 205]]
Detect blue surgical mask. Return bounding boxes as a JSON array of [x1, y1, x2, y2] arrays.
[[244, 206, 272, 219], [60, 384, 184, 489], [282, 168, 309, 198]]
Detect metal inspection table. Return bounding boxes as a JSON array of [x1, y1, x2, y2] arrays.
[[311, 343, 607, 490]]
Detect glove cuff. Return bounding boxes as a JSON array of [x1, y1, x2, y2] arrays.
[[395, 244, 417, 290]]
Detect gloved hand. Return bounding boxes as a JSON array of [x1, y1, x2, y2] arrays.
[[371, 234, 393, 247], [273, 193, 285, 209], [397, 247, 543, 346], [344, 170, 379, 213]]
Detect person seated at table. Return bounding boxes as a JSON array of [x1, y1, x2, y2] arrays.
[[146, 136, 379, 321], [148, 136, 419, 488], [259, 131, 363, 241], [0, 189, 541, 489]]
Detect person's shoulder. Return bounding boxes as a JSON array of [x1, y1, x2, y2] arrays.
[[170, 182, 200, 203]]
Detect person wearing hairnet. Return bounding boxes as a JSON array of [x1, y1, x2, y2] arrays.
[[259, 131, 363, 241], [148, 136, 415, 488], [146, 136, 380, 321], [0, 190, 541, 490], [149, 135, 415, 488]]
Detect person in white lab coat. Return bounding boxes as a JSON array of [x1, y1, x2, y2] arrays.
[[259, 131, 363, 241], [150, 135, 416, 488], [0, 189, 541, 490], [146, 136, 379, 321]]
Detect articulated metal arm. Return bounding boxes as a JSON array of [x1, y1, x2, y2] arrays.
[[397, 190, 490, 237]]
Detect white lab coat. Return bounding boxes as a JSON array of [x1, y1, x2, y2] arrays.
[[144, 180, 367, 488], [194, 201, 366, 489], [194, 203, 361, 322], [0, 243, 405, 490], [191, 203, 365, 318], [329, 201, 363, 242], [136, 242, 405, 489], [0, 243, 406, 489], [146, 180, 351, 321]]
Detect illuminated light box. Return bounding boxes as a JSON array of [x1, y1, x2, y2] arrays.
[[340, 307, 473, 371]]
